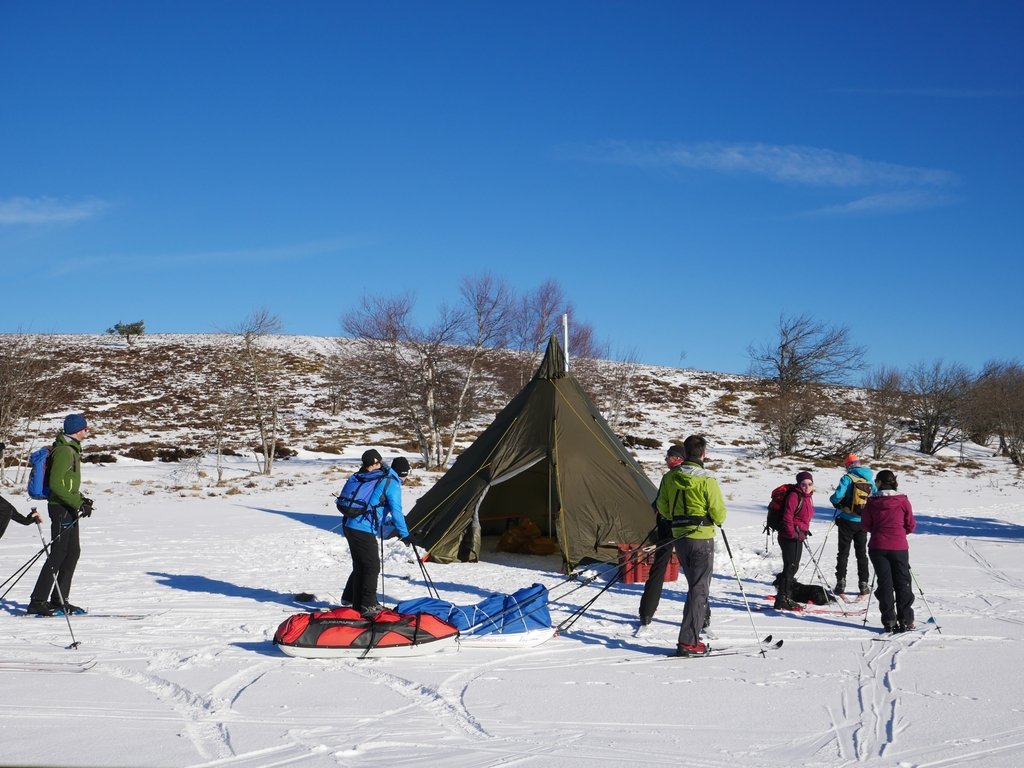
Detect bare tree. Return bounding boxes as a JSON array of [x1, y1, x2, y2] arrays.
[[748, 314, 867, 455], [505, 279, 603, 391], [749, 313, 867, 392], [234, 310, 285, 475], [343, 273, 514, 470], [905, 360, 971, 455], [0, 334, 61, 484], [201, 336, 247, 485], [586, 346, 641, 431], [862, 366, 908, 460], [965, 360, 1024, 465]]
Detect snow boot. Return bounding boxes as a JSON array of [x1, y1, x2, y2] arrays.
[[675, 641, 709, 656], [834, 579, 846, 595], [774, 594, 802, 611], [26, 600, 54, 616], [54, 603, 86, 616], [360, 604, 384, 619], [858, 581, 870, 596]]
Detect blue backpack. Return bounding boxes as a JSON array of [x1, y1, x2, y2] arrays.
[[336, 473, 391, 519], [27, 446, 53, 500]]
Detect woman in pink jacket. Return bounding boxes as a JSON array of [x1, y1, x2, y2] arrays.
[[775, 471, 816, 611], [860, 470, 917, 633]]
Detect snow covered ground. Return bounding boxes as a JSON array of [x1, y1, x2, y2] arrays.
[[1, 440, 1023, 767]]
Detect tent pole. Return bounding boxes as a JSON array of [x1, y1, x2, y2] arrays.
[[562, 313, 570, 371]]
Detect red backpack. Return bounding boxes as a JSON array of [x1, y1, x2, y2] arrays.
[[764, 483, 798, 534]]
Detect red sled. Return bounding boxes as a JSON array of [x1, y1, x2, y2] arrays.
[[274, 607, 459, 659]]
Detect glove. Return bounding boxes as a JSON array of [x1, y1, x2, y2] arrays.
[[78, 498, 94, 518], [401, 536, 414, 547]]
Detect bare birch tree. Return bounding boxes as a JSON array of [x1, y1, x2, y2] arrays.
[[234, 310, 285, 475], [343, 273, 514, 470], [0, 334, 61, 485]]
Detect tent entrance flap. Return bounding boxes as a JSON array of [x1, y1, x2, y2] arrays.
[[476, 456, 558, 536]]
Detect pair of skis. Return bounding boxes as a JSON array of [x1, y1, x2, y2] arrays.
[[666, 634, 783, 659]]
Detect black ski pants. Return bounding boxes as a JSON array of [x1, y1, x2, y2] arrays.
[[869, 548, 914, 628], [30, 504, 80, 605], [777, 535, 804, 600], [835, 517, 870, 587], [342, 527, 381, 611]]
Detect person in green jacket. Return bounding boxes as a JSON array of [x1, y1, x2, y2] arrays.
[[27, 414, 94, 616], [656, 434, 728, 656]]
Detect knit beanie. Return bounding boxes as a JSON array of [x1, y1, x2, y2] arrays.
[[360, 449, 383, 468], [63, 413, 88, 435], [795, 471, 814, 485], [391, 456, 411, 477]]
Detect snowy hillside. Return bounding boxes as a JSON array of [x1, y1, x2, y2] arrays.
[[1, 334, 1022, 768]]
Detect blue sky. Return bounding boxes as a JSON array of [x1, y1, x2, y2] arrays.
[[2, 2, 1021, 377]]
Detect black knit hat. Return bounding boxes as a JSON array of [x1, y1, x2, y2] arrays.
[[666, 445, 686, 460], [391, 456, 411, 477], [360, 449, 383, 468]]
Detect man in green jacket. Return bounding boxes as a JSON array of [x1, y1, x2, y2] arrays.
[[656, 434, 727, 656], [27, 414, 94, 616]]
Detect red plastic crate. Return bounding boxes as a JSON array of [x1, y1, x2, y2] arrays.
[[618, 544, 679, 584]]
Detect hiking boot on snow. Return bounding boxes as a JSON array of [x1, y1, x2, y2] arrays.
[[858, 582, 870, 596], [883, 621, 899, 634], [675, 641, 709, 657], [26, 600, 54, 616], [360, 604, 384, 618], [834, 579, 846, 595], [897, 622, 916, 633], [774, 595, 802, 611], [55, 603, 86, 615]]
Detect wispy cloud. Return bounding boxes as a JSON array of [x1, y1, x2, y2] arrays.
[[0, 196, 111, 225], [579, 140, 959, 216], [584, 141, 957, 189], [795, 190, 958, 217]]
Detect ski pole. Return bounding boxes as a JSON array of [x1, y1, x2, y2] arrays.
[[719, 527, 771, 657], [0, 548, 45, 599], [798, 516, 836, 581], [799, 533, 849, 616], [36, 522, 80, 650], [378, 533, 386, 603], [411, 543, 440, 599], [910, 567, 942, 634], [861, 573, 876, 628], [0, 518, 77, 596]]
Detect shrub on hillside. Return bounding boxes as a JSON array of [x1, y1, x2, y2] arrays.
[[125, 446, 156, 462], [624, 434, 661, 449], [157, 447, 203, 463], [82, 453, 117, 464]]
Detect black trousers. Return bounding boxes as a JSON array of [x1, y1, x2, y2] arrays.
[[638, 519, 674, 621], [777, 535, 804, 599], [30, 505, 80, 605], [869, 548, 914, 627], [342, 527, 381, 611], [835, 517, 870, 586]]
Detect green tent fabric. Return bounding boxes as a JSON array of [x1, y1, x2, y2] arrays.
[[405, 336, 658, 568]]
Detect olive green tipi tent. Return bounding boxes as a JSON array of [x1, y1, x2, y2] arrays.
[[405, 335, 658, 568]]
